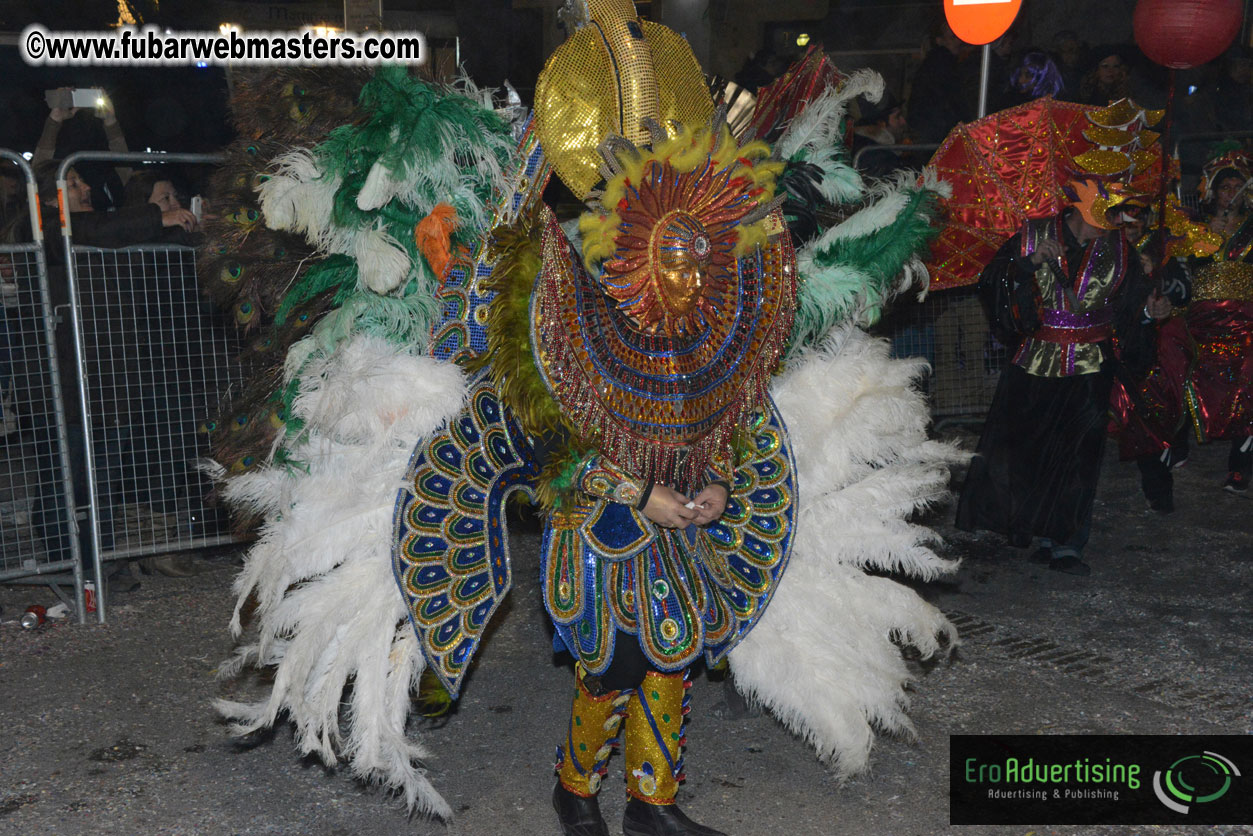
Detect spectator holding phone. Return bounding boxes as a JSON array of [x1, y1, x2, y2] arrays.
[[123, 170, 199, 237], [34, 87, 132, 209]]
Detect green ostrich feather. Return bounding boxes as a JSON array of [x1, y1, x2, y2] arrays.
[[810, 187, 939, 273], [274, 254, 357, 325], [788, 186, 939, 355], [317, 66, 511, 227], [262, 67, 518, 465], [308, 290, 441, 357]]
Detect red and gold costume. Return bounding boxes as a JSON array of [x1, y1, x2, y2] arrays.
[[1114, 152, 1253, 492]]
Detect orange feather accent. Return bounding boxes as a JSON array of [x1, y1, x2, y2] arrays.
[[413, 203, 459, 279]]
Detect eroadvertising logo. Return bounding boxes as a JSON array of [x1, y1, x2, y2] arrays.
[[950, 735, 1252, 825], [1152, 751, 1240, 814]]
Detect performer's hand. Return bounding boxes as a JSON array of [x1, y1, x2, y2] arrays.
[[1144, 289, 1172, 321], [641, 484, 699, 529], [1028, 239, 1062, 266], [690, 483, 729, 526]]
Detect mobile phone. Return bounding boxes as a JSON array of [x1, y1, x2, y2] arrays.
[[190, 195, 203, 222], [44, 88, 105, 110]]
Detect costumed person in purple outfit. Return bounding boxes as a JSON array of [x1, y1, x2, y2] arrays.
[[957, 178, 1170, 575]]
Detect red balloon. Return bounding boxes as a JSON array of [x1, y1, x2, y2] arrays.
[[1134, 0, 1243, 69]]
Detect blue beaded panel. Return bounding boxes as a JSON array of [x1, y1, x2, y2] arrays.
[[430, 120, 550, 364], [542, 399, 796, 674], [392, 368, 540, 697]]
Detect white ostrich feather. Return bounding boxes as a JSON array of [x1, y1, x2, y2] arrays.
[[215, 336, 467, 817], [353, 225, 412, 294], [732, 326, 963, 777], [777, 69, 884, 163], [356, 127, 405, 211], [258, 150, 339, 241], [258, 149, 361, 256], [809, 172, 918, 251]]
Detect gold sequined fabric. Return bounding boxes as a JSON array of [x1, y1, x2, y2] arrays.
[[1163, 196, 1223, 259], [533, 2, 712, 198], [1087, 99, 1163, 129], [623, 670, 687, 803], [1193, 261, 1253, 303], [556, 666, 629, 797], [1015, 218, 1129, 378], [1071, 98, 1163, 179]]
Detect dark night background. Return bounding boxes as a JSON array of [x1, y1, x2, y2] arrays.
[[0, 0, 554, 158], [0, 0, 1244, 174]]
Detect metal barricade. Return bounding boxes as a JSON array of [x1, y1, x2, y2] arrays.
[[850, 142, 938, 172], [875, 285, 1008, 428], [57, 151, 239, 623], [0, 150, 86, 617]]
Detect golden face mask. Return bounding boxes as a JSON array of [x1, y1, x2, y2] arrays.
[[653, 212, 712, 324], [608, 187, 730, 337], [581, 121, 783, 337]]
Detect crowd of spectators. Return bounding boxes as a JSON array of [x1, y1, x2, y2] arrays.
[[1, 88, 210, 579]]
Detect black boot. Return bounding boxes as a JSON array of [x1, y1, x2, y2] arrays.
[[553, 782, 609, 836], [1136, 451, 1174, 513], [623, 798, 728, 836]]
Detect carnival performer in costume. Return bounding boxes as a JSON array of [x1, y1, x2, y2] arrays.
[[1116, 149, 1253, 505], [207, 2, 960, 831], [956, 179, 1169, 575]]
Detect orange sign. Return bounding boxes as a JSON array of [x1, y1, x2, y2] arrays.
[[944, 0, 1023, 45]]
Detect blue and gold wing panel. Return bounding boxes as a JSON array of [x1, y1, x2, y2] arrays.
[[430, 118, 551, 363], [541, 498, 656, 676], [699, 399, 797, 665], [392, 369, 540, 697]]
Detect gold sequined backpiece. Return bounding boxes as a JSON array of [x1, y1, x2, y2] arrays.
[[533, 3, 713, 198]]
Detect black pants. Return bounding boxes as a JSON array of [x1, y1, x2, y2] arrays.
[[1136, 430, 1253, 501], [582, 631, 659, 694]]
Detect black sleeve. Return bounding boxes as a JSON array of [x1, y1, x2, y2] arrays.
[[977, 233, 1041, 347], [71, 204, 164, 248], [1160, 258, 1192, 308], [1112, 249, 1158, 378]]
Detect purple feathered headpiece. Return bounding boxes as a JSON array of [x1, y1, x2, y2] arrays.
[[1012, 50, 1065, 98]]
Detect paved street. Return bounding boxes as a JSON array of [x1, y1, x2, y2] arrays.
[[1, 437, 1249, 836]]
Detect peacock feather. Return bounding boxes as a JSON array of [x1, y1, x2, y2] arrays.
[[204, 66, 518, 476]]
